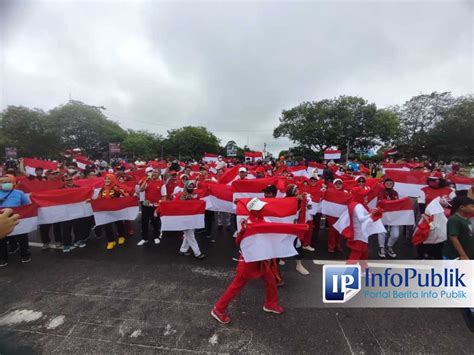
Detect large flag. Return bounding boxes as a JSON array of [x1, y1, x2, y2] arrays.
[[378, 197, 415, 226], [448, 174, 474, 191], [17, 179, 63, 193], [321, 189, 352, 217], [236, 197, 298, 230], [412, 197, 446, 246], [75, 177, 105, 198], [91, 196, 139, 226], [202, 153, 219, 164], [324, 150, 341, 160], [218, 165, 242, 185], [307, 162, 324, 177], [74, 155, 90, 170], [333, 204, 386, 240], [201, 183, 234, 213], [381, 162, 411, 174], [232, 177, 279, 203], [239, 222, 308, 262], [160, 200, 205, 231], [23, 158, 57, 176], [30, 187, 93, 224], [383, 170, 429, 198], [286, 165, 309, 177], [7, 204, 39, 236], [244, 151, 264, 162]]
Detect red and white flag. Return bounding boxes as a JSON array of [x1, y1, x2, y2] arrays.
[[232, 177, 279, 203], [23, 158, 57, 176], [321, 189, 352, 217], [160, 200, 205, 231], [379, 197, 415, 226], [333, 204, 386, 242], [236, 197, 299, 230], [7, 204, 39, 236], [448, 175, 474, 191], [75, 177, 105, 198], [17, 179, 63, 193], [307, 162, 324, 177], [201, 183, 234, 213], [383, 170, 429, 198], [218, 165, 242, 185], [30, 187, 93, 224], [244, 151, 264, 162], [381, 162, 411, 174], [91, 196, 139, 226], [74, 155, 90, 170], [286, 166, 309, 177], [202, 153, 219, 164], [239, 222, 308, 262], [324, 150, 341, 160]]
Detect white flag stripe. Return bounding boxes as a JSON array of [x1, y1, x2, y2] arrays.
[[236, 215, 297, 231], [392, 182, 425, 198], [321, 200, 348, 218], [7, 216, 38, 236], [324, 153, 341, 160], [93, 206, 139, 226], [455, 183, 471, 191], [37, 202, 93, 224], [160, 214, 205, 231], [240, 232, 299, 262], [381, 210, 415, 226], [205, 196, 234, 213]]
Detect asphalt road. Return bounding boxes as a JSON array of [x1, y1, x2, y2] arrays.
[[0, 220, 473, 354]]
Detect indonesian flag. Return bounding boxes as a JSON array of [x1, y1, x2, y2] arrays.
[[17, 179, 63, 193], [149, 160, 168, 175], [91, 196, 139, 226], [73, 155, 90, 170], [23, 158, 57, 176], [244, 151, 264, 161], [7, 204, 39, 236], [324, 150, 341, 160], [381, 162, 411, 174], [232, 177, 279, 204], [75, 177, 104, 198], [412, 197, 445, 246], [236, 197, 299, 230], [202, 153, 219, 163], [30, 187, 93, 224], [160, 200, 205, 231], [383, 148, 399, 157], [307, 162, 324, 177], [239, 222, 308, 262], [383, 170, 429, 198], [333, 203, 386, 241], [201, 183, 234, 213], [286, 165, 309, 177], [448, 174, 474, 191], [218, 165, 242, 185], [379, 197, 415, 226], [321, 189, 352, 217]]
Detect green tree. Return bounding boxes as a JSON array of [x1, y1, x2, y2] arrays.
[[46, 101, 126, 157], [0, 106, 57, 158], [121, 130, 163, 160], [425, 97, 474, 162], [273, 96, 400, 157], [164, 126, 220, 159], [392, 92, 458, 157]]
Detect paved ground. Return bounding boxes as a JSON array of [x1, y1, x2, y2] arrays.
[[0, 221, 473, 354]]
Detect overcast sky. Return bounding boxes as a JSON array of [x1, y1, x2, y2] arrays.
[[1, 0, 472, 155]]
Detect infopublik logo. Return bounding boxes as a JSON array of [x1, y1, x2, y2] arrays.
[[323, 265, 361, 303]]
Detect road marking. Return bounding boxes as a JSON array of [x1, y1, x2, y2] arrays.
[[46, 315, 65, 330], [209, 333, 218, 346], [0, 309, 43, 326], [312, 260, 432, 270]]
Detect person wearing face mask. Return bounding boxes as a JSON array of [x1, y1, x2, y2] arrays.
[[65, 162, 79, 179], [137, 169, 163, 246], [97, 174, 128, 250], [0, 175, 32, 267], [418, 172, 456, 214], [211, 198, 283, 324], [376, 178, 401, 258], [175, 181, 205, 259], [215, 156, 227, 170]]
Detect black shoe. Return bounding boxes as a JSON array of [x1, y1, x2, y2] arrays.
[[8, 246, 19, 255], [0, 261, 7, 268], [178, 251, 191, 256], [21, 256, 32, 264], [194, 253, 205, 260]]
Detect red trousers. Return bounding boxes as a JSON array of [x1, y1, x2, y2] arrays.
[[347, 240, 369, 271], [326, 216, 342, 251], [214, 259, 278, 313], [303, 220, 314, 247]]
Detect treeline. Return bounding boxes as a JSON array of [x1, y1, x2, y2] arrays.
[[1, 92, 472, 162]]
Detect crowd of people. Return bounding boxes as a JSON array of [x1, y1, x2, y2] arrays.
[[0, 153, 473, 324]]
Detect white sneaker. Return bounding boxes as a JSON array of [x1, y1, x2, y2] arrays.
[[137, 239, 148, 246], [154, 238, 161, 245], [279, 260, 286, 266], [296, 263, 310, 275], [303, 246, 315, 252]]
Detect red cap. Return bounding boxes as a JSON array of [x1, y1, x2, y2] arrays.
[[429, 171, 443, 179]]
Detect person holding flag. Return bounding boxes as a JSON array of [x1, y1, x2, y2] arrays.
[[137, 169, 163, 246], [211, 198, 283, 324], [97, 174, 128, 250], [377, 177, 401, 258], [325, 178, 350, 253]]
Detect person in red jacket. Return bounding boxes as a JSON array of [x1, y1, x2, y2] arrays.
[[211, 198, 283, 324], [326, 178, 350, 253], [137, 168, 163, 246], [377, 178, 401, 258]]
